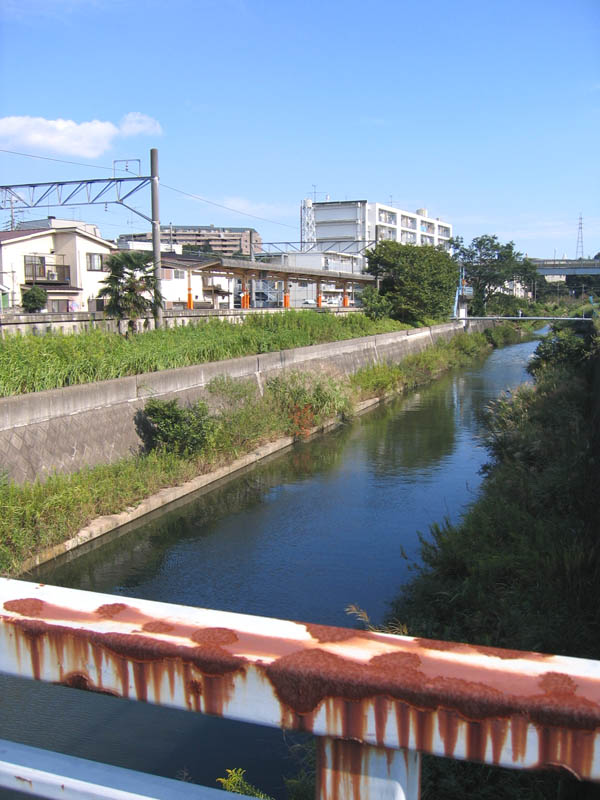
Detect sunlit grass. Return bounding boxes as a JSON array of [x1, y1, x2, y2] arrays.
[[0, 312, 409, 397]]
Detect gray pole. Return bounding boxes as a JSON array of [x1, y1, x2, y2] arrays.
[[150, 148, 163, 328]]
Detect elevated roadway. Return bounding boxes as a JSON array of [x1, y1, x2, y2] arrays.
[[531, 258, 600, 276]]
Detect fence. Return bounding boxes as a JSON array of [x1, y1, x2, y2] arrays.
[[0, 578, 599, 798]]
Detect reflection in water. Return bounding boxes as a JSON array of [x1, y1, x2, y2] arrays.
[[6, 337, 540, 799]]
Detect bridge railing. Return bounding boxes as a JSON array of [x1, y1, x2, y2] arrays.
[[1, 578, 599, 798]]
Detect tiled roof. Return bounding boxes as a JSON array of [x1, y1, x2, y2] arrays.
[[0, 229, 45, 241]]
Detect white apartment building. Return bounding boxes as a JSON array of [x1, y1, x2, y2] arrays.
[[0, 218, 116, 313], [312, 200, 452, 252]]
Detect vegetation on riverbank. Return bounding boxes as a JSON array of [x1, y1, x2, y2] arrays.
[[0, 311, 408, 397], [384, 321, 600, 799], [0, 326, 513, 577]]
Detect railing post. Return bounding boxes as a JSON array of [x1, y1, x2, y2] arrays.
[[316, 737, 420, 800]]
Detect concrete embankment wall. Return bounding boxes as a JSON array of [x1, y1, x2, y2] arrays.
[[0, 320, 489, 484]]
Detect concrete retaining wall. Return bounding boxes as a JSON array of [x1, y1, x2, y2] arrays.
[[0, 319, 490, 484]]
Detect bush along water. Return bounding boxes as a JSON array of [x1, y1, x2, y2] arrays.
[[384, 321, 600, 799]]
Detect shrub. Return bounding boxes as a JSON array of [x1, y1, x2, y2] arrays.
[[266, 372, 351, 437], [142, 398, 216, 456], [21, 286, 47, 313]]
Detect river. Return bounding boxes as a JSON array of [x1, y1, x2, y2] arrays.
[[0, 335, 541, 798]]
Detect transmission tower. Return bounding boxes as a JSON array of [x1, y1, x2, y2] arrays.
[[576, 214, 584, 259], [300, 198, 316, 247]]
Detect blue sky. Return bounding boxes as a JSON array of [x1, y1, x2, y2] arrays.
[[0, 0, 598, 257]]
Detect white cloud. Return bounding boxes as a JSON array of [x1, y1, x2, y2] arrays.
[[119, 112, 163, 138], [0, 113, 162, 159]]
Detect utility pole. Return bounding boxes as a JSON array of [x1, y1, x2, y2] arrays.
[[150, 148, 163, 327]]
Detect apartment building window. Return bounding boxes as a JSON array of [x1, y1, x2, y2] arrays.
[[376, 225, 396, 242], [438, 226, 451, 238], [421, 235, 435, 246], [86, 253, 104, 271], [24, 255, 46, 279], [400, 231, 417, 244], [420, 221, 435, 234], [378, 209, 397, 225], [400, 215, 417, 230]]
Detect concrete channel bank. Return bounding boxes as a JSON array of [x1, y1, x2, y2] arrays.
[[2, 320, 490, 486], [6, 319, 494, 572]]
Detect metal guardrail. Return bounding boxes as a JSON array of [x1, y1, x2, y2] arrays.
[[1, 578, 599, 798]]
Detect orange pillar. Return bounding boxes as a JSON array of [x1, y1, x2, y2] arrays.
[[283, 279, 290, 308], [317, 281, 322, 308], [343, 284, 349, 307], [187, 269, 193, 309]]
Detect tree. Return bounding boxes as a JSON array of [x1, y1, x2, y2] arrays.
[[365, 241, 457, 324], [98, 251, 163, 335], [21, 285, 47, 313], [450, 235, 535, 315]]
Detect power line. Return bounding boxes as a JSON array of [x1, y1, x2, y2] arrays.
[[0, 147, 296, 229], [0, 148, 121, 172], [161, 183, 296, 229]]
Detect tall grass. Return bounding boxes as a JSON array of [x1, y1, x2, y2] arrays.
[[0, 312, 409, 397]]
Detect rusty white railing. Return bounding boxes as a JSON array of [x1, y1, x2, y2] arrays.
[[0, 578, 599, 798]]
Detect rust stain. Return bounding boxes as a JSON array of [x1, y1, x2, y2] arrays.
[[4, 598, 45, 617], [95, 603, 128, 619], [305, 623, 361, 643], [190, 627, 238, 646], [466, 719, 486, 763], [394, 701, 411, 750], [201, 673, 236, 716], [511, 715, 529, 762], [15, 776, 33, 787], [141, 620, 174, 634], [374, 695, 389, 746], [61, 671, 118, 697], [414, 708, 434, 754], [437, 708, 460, 758], [490, 717, 509, 763]]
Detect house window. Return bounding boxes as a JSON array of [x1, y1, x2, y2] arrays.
[[173, 269, 186, 280], [24, 255, 46, 279], [48, 299, 69, 313], [87, 253, 104, 271]]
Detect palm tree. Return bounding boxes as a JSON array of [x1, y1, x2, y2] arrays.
[[98, 251, 163, 335]]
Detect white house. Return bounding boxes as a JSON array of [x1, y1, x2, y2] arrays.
[[0, 218, 116, 312]]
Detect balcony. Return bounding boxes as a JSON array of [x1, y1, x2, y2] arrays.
[[24, 255, 71, 285]]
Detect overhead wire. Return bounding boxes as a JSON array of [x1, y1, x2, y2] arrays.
[[0, 148, 296, 229]]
